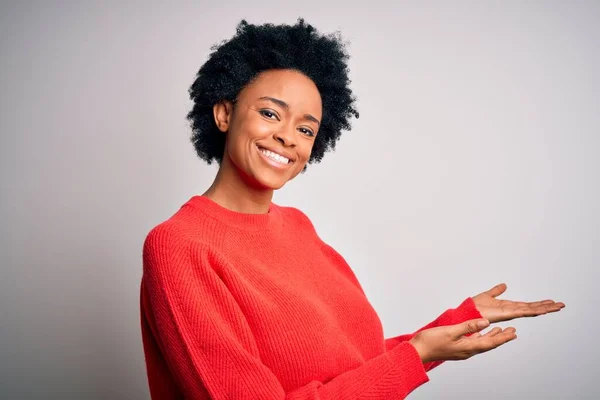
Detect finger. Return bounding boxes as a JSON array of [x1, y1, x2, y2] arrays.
[[475, 327, 512, 339], [515, 303, 565, 318], [497, 301, 566, 321], [493, 327, 517, 342], [472, 329, 517, 354], [456, 318, 490, 338], [500, 300, 546, 308], [474, 327, 502, 339], [486, 283, 507, 298], [541, 303, 566, 313], [483, 327, 503, 337], [540, 300, 565, 307], [524, 299, 562, 308], [499, 299, 565, 312]]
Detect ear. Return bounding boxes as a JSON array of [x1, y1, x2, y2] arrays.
[[213, 101, 233, 133]]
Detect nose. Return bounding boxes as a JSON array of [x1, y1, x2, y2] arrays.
[[273, 123, 296, 147]]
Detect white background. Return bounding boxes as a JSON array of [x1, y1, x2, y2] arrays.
[[1, 1, 598, 398]]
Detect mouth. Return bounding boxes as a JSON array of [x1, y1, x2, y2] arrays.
[[256, 145, 293, 167]]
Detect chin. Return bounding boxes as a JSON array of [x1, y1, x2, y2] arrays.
[[242, 158, 304, 191], [254, 175, 289, 191], [248, 166, 300, 192]]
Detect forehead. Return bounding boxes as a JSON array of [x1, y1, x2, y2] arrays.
[[238, 69, 322, 115]]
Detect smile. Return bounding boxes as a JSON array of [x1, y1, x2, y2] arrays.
[[257, 146, 291, 166]]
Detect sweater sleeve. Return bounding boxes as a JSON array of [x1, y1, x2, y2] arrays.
[[142, 229, 430, 400], [316, 240, 482, 372], [384, 297, 483, 372]]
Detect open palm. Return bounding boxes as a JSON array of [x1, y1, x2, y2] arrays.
[[472, 283, 565, 323]]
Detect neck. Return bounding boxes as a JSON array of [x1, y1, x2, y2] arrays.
[[202, 156, 273, 214]]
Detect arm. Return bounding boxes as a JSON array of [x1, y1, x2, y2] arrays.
[[317, 241, 482, 372], [384, 297, 482, 371], [142, 231, 430, 400]]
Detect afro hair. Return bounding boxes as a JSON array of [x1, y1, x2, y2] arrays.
[[187, 18, 359, 166]]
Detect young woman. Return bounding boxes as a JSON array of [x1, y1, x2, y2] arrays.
[[140, 19, 565, 399]]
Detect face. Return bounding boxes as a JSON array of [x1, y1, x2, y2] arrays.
[[213, 69, 322, 191]]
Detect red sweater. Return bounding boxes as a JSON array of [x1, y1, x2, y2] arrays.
[[140, 196, 482, 399]]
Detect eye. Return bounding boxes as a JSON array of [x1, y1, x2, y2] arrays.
[[259, 109, 279, 120], [298, 127, 315, 137]]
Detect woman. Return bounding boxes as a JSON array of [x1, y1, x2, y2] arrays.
[[140, 19, 564, 399]]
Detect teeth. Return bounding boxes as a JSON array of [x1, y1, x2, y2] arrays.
[[260, 148, 290, 164]]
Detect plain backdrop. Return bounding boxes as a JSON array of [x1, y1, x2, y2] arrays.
[[1, 1, 598, 399]]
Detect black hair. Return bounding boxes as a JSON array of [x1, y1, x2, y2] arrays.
[[187, 18, 359, 166]]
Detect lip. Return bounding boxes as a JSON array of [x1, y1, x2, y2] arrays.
[[256, 145, 295, 162], [256, 145, 294, 169]]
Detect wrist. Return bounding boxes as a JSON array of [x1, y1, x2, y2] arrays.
[[409, 336, 431, 364]]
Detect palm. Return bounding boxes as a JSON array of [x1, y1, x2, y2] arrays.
[[472, 283, 565, 323]]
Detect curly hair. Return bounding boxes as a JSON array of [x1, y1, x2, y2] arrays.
[[187, 18, 359, 166]]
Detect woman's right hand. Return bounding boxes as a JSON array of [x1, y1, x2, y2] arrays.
[[408, 318, 517, 363]]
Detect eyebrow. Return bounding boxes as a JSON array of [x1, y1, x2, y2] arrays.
[[258, 96, 320, 126]]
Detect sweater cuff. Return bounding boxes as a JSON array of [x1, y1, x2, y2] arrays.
[[385, 341, 429, 394], [434, 297, 483, 327], [456, 296, 483, 321]]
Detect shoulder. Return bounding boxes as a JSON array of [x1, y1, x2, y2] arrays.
[[142, 219, 225, 289], [275, 204, 335, 250], [142, 202, 218, 274], [276, 205, 347, 260], [276, 205, 362, 288], [143, 197, 219, 252], [143, 219, 189, 258], [142, 221, 192, 279]]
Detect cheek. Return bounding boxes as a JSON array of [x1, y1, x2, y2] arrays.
[[239, 116, 273, 139], [227, 120, 267, 156], [287, 142, 313, 178], [297, 141, 315, 163]]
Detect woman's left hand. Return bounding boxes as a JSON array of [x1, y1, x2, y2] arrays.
[[472, 283, 565, 323]]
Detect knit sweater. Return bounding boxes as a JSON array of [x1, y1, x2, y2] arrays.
[[140, 195, 482, 399]]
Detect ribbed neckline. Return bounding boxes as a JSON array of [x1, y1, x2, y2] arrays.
[[187, 195, 282, 230]]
